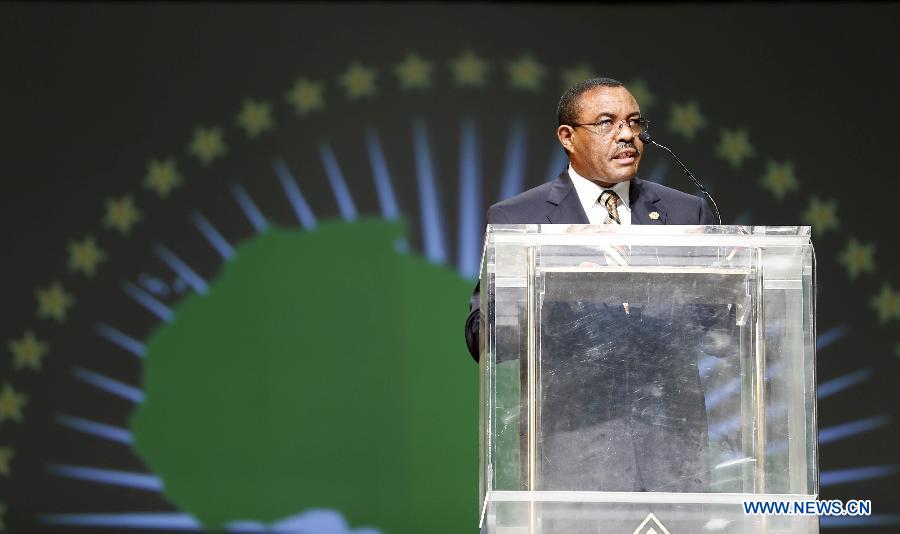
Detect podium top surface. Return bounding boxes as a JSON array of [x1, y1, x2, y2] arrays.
[[487, 224, 812, 247]]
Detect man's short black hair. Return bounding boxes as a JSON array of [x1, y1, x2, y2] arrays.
[[557, 77, 625, 126]]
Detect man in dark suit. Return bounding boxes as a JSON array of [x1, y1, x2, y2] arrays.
[[466, 78, 719, 498]]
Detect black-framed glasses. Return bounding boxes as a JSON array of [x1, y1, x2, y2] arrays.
[[570, 117, 650, 137]]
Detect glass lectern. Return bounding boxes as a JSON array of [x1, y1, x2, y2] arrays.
[[479, 225, 817, 534]]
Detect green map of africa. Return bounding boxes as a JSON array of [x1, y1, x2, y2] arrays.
[[129, 218, 479, 532]]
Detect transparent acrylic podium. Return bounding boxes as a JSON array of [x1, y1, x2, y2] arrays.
[[479, 225, 816, 534]]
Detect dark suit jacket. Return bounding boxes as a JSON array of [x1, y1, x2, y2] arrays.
[[465, 171, 716, 361]]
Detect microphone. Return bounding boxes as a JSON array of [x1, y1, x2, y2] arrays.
[[638, 131, 722, 225]]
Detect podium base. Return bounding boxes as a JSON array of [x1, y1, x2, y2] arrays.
[[481, 491, 819, 534]]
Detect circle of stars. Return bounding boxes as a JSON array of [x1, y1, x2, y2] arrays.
[[760, 160, 799, 201], [286, 78, 325, 115], [838, 237, 875, 279], [340, 62, 377, 100], [144, 158, 182, 197], [68, 235, 106, 277], [0, 384, 26, 425], [717, 128, 755, 168], [8, 330, 48, 371], [188, 126, 227, 165], [103, 194, 142, 235], [395, 53, 433, 90], [236, 99, 275, 139], [668, 101, 706, 140], [802, 196, 839, 236], [35, 281, 74, 323]]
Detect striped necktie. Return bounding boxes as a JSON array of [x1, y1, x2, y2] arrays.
[[599, 190, 622, 225], [598, 190, 631, 313]]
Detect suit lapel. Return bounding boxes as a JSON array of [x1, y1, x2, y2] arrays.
[[545, 171, 590, 224], [629, 178, 667, 225]]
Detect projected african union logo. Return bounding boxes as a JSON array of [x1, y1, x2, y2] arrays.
[[2, 50, 894, 533]]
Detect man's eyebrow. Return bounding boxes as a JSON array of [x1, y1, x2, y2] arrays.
[[592, 111, 642, 120]]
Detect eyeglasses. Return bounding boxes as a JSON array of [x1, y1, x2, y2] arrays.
[[570, 117, 650, 137]]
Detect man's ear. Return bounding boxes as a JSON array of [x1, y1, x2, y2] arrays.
[[557, 125, 575, 153]]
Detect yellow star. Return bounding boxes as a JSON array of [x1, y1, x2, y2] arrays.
[[68, 235, 106, 277], [188, 126, 227, 166], [395, 53, 433, 90], [561, 64, 595, 91], [668, 101, 706, 140], [801, 196, 839, 236], [760, 160, 799, 201], [0, 384, 26, 424], [339, 62, 377, 100], [870, 283, 900, 324], [626, 79, 656, 113], [716, 128, 755, 168], [8, 331, 48, 371], [286, 78, 325, 115], [144, 158, 182, 197], [507, 54, 545, 91], [103, 194, 141, 235], [0, 447, 12, 477], [449, 50, 489, 87], [235, 99, 274, 139], [35, 281, 74, 323], [839, 237, 875, 279]]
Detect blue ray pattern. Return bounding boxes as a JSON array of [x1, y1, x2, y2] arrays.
[[818, 367, 872, 399], [56, 414, 132, 444], [457, 117, 482, 279], [123, 282, 173, 322], [817, 324, 849, 351], [698, 355, 722, 379], [72, 366, 144, 403], [819, 415, 890, 444], [821, 515, 900, 528], [821, 464, 898, 487], [47, 464, 163, 491], [705, 361, 785, 411], [39, 513, 202, 530], [273, 159, 317, 229], [412, 118, 447, 263], [318, 141, 358, 221], [154, 244, 209, 295], [191, 212, 234, 260], [231, 183, 269, 233], [704, 376, 741, 411], [365, 127, 399, 220], [545, 145, 568, 182], [95, 322, 145, 357], [499, 118, 527, 201]]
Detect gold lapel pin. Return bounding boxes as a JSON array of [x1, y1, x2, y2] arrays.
[[649, 211, 660, 220]]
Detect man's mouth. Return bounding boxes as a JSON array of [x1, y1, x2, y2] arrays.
[[611, 148, 638, 162]]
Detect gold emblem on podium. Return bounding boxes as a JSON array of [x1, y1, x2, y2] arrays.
[[649, 211, 660, 220]]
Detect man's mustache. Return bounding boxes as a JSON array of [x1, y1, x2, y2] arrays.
[[610, 142, 640, 159]]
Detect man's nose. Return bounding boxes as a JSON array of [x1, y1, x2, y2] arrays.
[[616, 120, 635, 143]]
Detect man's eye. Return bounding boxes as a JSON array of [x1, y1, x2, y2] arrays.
[[599, 119, 614, 127], [628, 119, 641, 127]]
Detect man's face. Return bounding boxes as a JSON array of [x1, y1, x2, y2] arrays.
[[557, 86, 644, 187]]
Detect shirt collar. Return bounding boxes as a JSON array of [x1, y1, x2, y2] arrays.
[[567, 164, 631, 212]]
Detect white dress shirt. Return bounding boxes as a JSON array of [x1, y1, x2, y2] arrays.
[[568, 165, 632, 225]]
